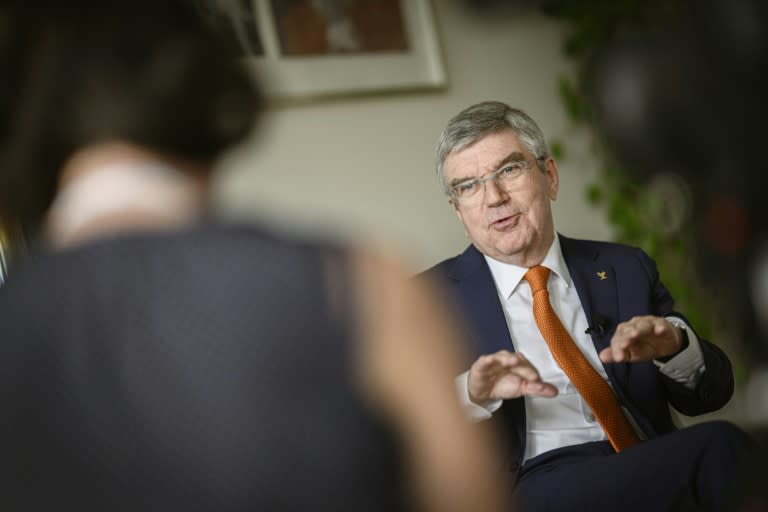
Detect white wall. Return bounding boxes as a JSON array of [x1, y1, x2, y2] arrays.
[[213, 0, 612, 271]]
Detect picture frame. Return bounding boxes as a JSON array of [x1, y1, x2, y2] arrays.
[[197, 0, 446, 100]]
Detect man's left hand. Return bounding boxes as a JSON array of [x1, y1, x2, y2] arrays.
[[599, 315, 683, 363]]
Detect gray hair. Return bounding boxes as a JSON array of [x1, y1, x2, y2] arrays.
[[435, 101, 550, 194]]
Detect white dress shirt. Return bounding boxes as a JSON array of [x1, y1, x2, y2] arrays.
[[456, 236, 706, 461]]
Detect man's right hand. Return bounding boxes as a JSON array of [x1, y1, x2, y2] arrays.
[[468, 350, 558, 405]]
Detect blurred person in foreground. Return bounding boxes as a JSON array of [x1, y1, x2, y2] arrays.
[[0, 4, 508, 511], [420, 100, 753, 511]]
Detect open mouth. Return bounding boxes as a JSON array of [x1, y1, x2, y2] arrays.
[[490, 213, 520, 230]]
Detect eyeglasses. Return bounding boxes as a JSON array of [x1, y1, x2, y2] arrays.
[[449, 158, 545, 206]]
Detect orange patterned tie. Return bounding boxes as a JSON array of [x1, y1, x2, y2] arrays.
[[524, 265, 640, 452]]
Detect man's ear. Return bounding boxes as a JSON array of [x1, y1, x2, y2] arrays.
[[451, 200, 471, 236], [449, 198, 463, 221], [543, 157, 559, 200]]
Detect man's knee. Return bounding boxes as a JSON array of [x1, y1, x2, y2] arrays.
[[683, 420, 753, 453]]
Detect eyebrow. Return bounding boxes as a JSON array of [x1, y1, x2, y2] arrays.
[[448, 151, 527, 188]]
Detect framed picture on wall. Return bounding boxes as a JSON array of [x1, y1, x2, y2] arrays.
[[195, 0, 446, 100]]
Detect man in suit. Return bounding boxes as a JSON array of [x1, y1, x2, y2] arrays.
[[421, 101, 752, 511]]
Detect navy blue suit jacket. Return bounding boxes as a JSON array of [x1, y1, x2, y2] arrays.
[[421, 234, 734, 470]]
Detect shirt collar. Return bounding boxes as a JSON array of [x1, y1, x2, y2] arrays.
[[483, 234, 573, 299]]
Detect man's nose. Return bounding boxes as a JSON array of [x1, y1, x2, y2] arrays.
[[483, 178, 508, 207]]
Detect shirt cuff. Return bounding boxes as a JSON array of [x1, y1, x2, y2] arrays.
[[455, 370, 503, 422], [654, 316, 706, 390]]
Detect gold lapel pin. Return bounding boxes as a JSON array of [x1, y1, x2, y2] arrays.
[[597, 271, 608, 280]]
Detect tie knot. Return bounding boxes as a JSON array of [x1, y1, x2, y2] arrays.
[[524, 265, 550, 293]]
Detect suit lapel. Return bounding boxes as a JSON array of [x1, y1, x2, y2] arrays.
[[560, 235, 629, 384], [448, 245, 515, 356]]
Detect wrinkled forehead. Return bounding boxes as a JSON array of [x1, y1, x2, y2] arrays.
[[443, 129, 530, 179]]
